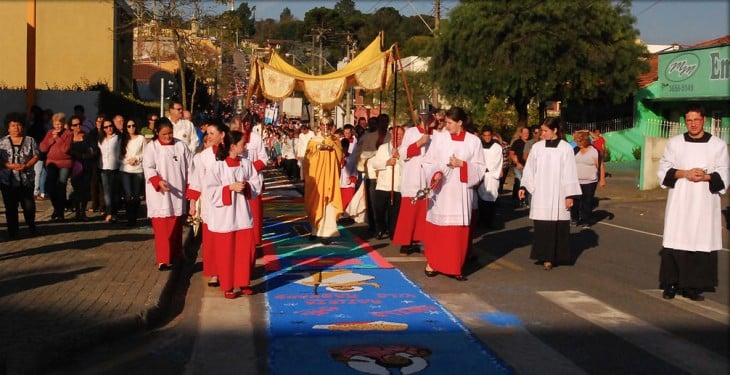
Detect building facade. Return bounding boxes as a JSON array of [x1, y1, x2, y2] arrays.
[[0, 0, 133, 93], [636, 37, 730, 189]]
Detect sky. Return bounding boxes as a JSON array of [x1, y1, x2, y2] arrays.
[[210, 0, 729, 46]]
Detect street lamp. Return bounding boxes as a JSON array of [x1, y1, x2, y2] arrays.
[[284, 53, 314, 74]]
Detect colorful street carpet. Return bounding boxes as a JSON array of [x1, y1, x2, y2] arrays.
[[263, 192, 511, 375]]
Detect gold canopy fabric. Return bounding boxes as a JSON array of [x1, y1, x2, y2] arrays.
[[248, 35, 395, 108]]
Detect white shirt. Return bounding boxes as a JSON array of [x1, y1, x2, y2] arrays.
[[169, 117, 199, 153], [370, 141, 402, 192], [297, 131, 314, 159], [121, 135, 146, 173], [521, 140, 582, 221], [98, 133, 121, 170], [244, 131, 269, 172]]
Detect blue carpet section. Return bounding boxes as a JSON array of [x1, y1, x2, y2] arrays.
[[264, 198, 511, 374]]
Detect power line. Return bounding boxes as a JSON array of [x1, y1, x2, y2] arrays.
[[636, 0, 661, 16]]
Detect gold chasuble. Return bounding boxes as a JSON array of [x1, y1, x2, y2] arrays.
[[304, 134, 344, 238]]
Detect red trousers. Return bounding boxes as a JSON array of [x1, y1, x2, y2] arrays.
[[341, 187, 355, 209], [201, 224, 217, 277], [211, 228, 255, 291], [392, 198, 427, 246], [250, 196, 263, 245], [150, 216, 183, 265]]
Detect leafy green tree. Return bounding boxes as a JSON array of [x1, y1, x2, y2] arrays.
[[234, 2, 256, 38], [431, 0, 648, 126]]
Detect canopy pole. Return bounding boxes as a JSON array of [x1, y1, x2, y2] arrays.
[[393, 44, 418, 126], [390, 53, 398, 205]]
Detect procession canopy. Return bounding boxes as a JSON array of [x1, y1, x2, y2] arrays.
[[248, 35, 395, 109]]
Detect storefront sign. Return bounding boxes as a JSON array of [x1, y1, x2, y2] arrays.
[[658, 45, 730, 98]]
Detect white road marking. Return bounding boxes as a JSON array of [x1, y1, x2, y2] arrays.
[[597, 221, 729, 252], [538, 290, 728, 375], [640, 289, 729, 326], [434, 293, 587, 375]]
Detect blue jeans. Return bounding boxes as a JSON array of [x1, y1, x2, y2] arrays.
[[100, 169, 120, 215], [34, 160, 46, 196], [45, 164, 70, 217], [121, 172, 144, 224]]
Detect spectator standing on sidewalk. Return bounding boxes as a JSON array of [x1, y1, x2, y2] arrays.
[[143, 118, 192, 271], [0, 113, 39, 238], [120, 118, 146, 227], [67, 116, 96, 221], [509, 126, 530, 208], [27, 106, 47, 201], [40, 112, 73, 221], [657, 106, 729, 302], [570, 131, 605, 228], [98, 118, 122, 223], [519, 117, 581, 270], [204, 130, 262, 298]]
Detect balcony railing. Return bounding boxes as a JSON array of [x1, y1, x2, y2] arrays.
[[641, 118, 730, 143], [563, 117, 633, 134]]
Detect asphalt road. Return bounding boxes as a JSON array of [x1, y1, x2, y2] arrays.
[[53, 169, 729, 375]]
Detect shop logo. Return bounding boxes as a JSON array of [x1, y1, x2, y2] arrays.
[[665, 53, 699, 82]]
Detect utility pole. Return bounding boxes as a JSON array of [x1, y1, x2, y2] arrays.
[[431, 0, 441, 109]]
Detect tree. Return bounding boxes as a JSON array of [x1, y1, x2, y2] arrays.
[[431, 0, 648, 126], [235, 2, 256, 38]]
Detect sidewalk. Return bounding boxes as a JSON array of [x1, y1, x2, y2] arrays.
[[0, 198, 191, 374]]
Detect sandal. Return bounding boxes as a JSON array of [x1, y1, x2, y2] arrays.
[[424, 266, 438, 277], [240, 286, 254, 295], [207, 276, 219, 287], [224, 290, 238, 299]]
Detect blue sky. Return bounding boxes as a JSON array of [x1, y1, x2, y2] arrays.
[[212, 1, 729, 46]]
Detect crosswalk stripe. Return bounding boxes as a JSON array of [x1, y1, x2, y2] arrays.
[[538, 290, 728, 375], [640, 289, 729, 326], [434, 292, 587, 375]]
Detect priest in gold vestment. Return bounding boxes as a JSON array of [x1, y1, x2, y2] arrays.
[[304, 117, 343, 244]]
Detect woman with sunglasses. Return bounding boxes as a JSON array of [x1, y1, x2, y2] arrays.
[[120, 118, 146, 227], [98, 118, 121, 223], [67, 115, 96, 221]]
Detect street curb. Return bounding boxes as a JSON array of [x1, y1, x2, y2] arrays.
[[3, 226, 194, 375]]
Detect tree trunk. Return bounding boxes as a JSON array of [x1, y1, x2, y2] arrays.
[[190, 78, 197, 114], [515, 95, 529, 127]]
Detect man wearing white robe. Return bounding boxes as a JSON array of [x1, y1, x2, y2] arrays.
[[476, 127, 503, 229], [657, 106, 729, 301]]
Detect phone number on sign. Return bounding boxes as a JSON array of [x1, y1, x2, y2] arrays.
[[668, 83, 694, 92]]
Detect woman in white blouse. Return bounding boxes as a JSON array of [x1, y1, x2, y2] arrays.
[[120, 118, 146, 227], [98, 118, 121, 223]]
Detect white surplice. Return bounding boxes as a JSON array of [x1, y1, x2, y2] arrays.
[[521, 140, 581, 221], [658, 133, 729, 252]]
